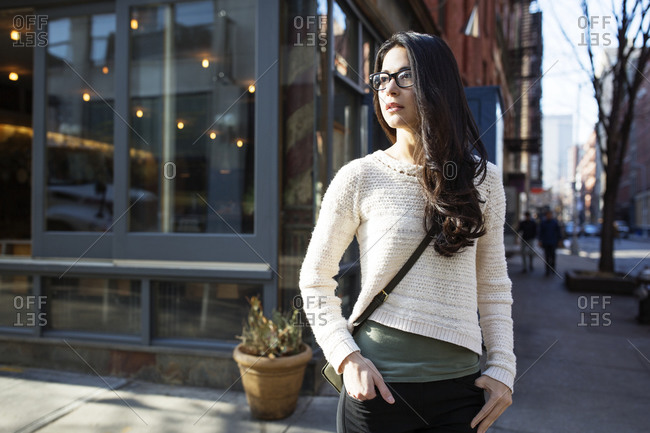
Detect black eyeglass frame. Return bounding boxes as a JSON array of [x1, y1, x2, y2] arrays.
[[368, 69, 414, 91]]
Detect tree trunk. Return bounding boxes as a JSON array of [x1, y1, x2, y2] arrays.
[[599, 174, 618, 273]]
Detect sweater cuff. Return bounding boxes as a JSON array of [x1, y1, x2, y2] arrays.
[[482, 366, 515, 393], [328, 338, 361, 374]]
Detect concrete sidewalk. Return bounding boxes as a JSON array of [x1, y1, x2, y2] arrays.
[[2, 250, 650, 433], [0, 364, 338, 433]]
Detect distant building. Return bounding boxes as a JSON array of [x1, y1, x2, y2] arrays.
[[577, 131, 601, 224], [542, 114, 573, 220], [618, 74, 650, 234]]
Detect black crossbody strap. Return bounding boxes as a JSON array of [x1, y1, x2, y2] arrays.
[[351, 224, 436, 332]]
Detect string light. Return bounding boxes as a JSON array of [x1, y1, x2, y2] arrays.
[[8, 72, 18, 81]]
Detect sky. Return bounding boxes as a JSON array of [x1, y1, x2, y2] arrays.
[[537, 0, 616, 145]]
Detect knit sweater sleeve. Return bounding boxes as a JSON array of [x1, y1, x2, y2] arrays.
[[299, 162, 362, 373], [476, 165, 517, 391]]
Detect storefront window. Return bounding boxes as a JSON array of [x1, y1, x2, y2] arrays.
[[333, 1, 357, 78], [45, 13, 116, 232], [43, 277, 141, 335], [129, 0, 256, 234], [0, 9, 33, 245], [278, 0, 325, 311], [362, 30, 375, 93], [332, 80, 359, 173], [152, 281, 261, 340]]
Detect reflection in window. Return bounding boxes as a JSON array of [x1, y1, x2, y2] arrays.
[[152, 281, 262, 340], [362, 30, 375, 93], [45, 13, 116, 232], [43, 277, 141, 335], [129, 0, 256, 233], [332, 81, 359, 174], [333, 1, 357, 78]]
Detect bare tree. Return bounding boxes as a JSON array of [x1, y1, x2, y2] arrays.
[[579, 0, 650, 272]]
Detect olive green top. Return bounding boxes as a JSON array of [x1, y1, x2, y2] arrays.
[[354, 320, 480, 382]]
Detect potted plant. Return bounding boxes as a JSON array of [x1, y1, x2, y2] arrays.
[[232, 296, 313, 420]]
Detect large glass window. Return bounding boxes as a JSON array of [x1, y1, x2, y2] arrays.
[[0, 9, 34, 246], [152, 281, 262, 340], [45, 13, 116, 232], [332, 80, 359, 174], [362, 30, 375, 93], [128, 0, 256, 234], [333, 1, 357, 79], [43, 277, 141, 335]]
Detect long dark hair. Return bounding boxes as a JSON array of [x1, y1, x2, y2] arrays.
[[373, 31, 488, 256]]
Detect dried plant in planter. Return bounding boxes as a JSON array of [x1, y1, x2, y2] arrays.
[[233, 296, 313, 420], [237, 296, 304, 359]]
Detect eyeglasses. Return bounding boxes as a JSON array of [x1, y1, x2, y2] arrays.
[[368, 69, 414, 91]]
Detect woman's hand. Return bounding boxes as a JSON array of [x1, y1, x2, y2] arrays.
[[470, 375, 512, 433], [340, 351, 395, 404]]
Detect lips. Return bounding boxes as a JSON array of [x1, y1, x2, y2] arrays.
[[385, 102, 404, 112]]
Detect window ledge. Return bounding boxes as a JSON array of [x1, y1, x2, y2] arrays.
[[0, 257, 273, 280]]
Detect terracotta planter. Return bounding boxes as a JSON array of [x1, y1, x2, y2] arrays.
[[233, 343, 313, 420]]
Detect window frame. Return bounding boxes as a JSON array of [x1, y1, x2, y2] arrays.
[[32, 0, 279, 268]]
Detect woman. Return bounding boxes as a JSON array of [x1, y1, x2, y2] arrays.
[[299, 31, 515, 433]]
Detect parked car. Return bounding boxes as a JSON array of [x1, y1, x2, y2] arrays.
[[614, 220, 630, 238], [583, 223, 601, 237]]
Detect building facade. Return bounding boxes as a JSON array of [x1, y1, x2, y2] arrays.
[[576, 131, 600, 225], [617, 73, 650, 233], [542, 114, 573, 220]]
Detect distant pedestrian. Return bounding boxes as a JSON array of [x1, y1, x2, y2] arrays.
[[538, 210, 562, 276], [517, 211, 537, 273]]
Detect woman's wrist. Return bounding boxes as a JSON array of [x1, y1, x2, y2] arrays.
[[339, 350, 361, 373]]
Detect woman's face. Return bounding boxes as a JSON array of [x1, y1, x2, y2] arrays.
[[378, 46, 418, 133]]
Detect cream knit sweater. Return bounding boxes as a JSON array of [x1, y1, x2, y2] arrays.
[[299, 150, 516, 390]]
